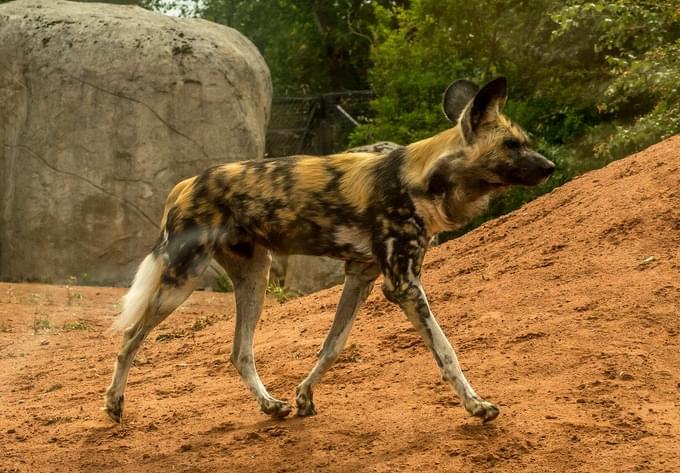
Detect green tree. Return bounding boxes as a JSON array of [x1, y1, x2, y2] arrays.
[[552, 0, 680, 160], [198, 0, 403, 95]]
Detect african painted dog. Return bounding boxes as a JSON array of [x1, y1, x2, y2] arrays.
[[105, 77, 555, 424]]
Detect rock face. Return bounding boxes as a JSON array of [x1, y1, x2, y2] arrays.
[[284, 255, 346, 295], [0, 0, 272, 284]]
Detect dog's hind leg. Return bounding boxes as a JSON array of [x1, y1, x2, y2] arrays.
[[105, 275, 205, 422], [295, 261, 379, 416], [105, 234, 211, 422], [215, 244, 292, 418]]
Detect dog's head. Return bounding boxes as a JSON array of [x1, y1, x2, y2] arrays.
[[443, 77, 555, 187]]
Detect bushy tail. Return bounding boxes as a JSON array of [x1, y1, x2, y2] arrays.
[[108, 253, 163, 334]]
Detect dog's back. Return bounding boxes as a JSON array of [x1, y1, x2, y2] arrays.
[[160, 151, 397, 261]]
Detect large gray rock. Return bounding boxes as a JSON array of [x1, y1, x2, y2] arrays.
[[284, 255, 346, 296], [0, 0, 271, 284]]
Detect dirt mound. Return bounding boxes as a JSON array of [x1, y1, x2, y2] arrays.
[[1, 137, 679, 472]]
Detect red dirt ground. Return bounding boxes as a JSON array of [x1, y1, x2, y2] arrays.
[[1, 137, 679, 473]]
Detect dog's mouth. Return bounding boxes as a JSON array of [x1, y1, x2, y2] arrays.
[[482, 179, 509, 192], [537, 174, 553, 185], [483, 173, 548, 189]]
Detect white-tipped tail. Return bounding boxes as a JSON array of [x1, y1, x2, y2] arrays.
[[109, 253, 163, 334]]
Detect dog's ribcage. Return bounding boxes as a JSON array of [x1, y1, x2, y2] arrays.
[[164, 149, 423, 263]]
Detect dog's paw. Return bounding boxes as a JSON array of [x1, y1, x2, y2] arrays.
[[103, 394, 124, 423], [261, 399, 293, 419], [468, 399, 500, 423], [296, 398, 317, 417], [295, 387, 317, 417]]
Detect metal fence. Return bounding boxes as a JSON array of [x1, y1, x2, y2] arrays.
[[266, 90, 374, 158]]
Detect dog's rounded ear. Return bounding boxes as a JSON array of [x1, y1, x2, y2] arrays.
[[460, 77, 508, 143], [442, 79, 479, 123]]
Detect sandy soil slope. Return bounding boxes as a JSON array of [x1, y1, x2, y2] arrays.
[[1, 136, 678, 473]]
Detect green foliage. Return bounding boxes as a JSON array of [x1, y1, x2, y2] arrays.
[[190, 315, 217, 332], [266, 280, 299, 304], [552, 1, 680, 161], [196, 0, 405, 95], [212, 271, 233, 293], [66, 287, 83, 306], [32, 316, 54, 333], [62, 320, 93, 331]]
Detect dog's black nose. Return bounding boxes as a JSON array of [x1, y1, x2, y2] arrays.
[[543, 160, 556, 176]]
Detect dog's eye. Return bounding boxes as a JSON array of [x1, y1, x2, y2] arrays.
[[504, 138, 521, 150]]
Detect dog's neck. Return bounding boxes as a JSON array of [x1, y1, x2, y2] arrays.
[[401, 127, 464, 189], [403, 127, 502, 236], [412, 179, 496, 236]]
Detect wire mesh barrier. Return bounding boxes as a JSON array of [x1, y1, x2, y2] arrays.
[[266, 90, 374, 158]]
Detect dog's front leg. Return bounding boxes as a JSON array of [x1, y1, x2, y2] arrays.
[[379, 242, 499, 422]]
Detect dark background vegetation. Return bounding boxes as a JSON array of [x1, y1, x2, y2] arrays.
[[9, 0, 680, 232]]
